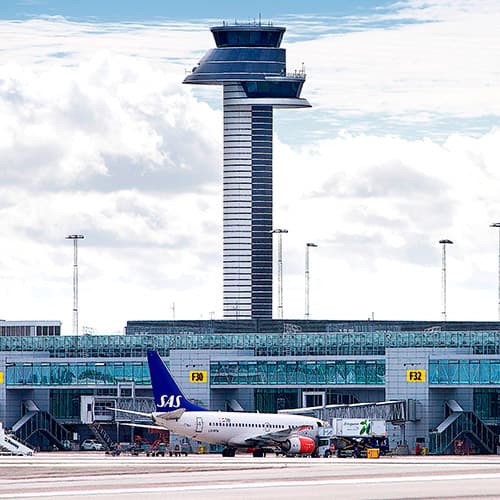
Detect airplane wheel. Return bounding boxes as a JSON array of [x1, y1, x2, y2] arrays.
[[253, 449, 264, 457], [222, 448, 236, 457]]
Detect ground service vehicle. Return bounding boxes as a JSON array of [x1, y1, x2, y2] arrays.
[[80, 439, 104, 451], [317, 419, 389, 458]]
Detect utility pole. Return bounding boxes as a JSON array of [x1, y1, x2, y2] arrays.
[[305, 242, 318, 319], [66, 234, 84, 336]]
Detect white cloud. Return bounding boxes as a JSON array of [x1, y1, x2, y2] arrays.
[[273, 129, 500, 321], [285, 0, 500, 123], [0, 5, 499, 332]]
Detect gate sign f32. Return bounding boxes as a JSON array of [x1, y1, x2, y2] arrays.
[[406, 369, 426, 382]]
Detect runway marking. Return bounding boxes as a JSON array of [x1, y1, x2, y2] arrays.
[[3, 472, 500, 498]]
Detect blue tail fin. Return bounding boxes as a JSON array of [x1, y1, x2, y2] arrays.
[[147, 351, 207, 412]]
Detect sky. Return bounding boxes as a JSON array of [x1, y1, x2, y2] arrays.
[[0, 0, 499, 333]]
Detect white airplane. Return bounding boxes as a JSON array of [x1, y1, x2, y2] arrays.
[[115, 350, 326, 457]]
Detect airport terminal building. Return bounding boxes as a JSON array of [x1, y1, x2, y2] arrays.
[[1, 319, 500, 454]]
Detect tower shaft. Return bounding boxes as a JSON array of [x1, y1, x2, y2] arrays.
[[223, 85, 273, 318], [184, 22, 309, 319]]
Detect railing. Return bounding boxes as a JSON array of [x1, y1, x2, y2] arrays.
[[89, 423, 113, 450], [13, 411, 70, 450], [1, 329, 500, 358], [286, 69, 306, 79], [429, 411, 497, 454], [94, 397, 155, 422]]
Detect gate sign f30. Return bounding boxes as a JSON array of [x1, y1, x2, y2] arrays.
[[406, 369, 426, 382], [190, 370, 207, 383]]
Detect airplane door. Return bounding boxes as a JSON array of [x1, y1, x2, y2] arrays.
[[196, 417, 203, 433]]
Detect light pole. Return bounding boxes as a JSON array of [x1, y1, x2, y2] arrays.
[[439, 239, 453, 321], [66, 234, 84, 336], [305, 242, 318, 319], [271, 229, 288, 319], [490, 223, 500, 320]]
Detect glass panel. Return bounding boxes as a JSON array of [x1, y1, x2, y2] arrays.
[[470, 361, 479, 384], [238, 362, 249, 384], [267, 362, 277, 385], [346, 363, 356, 384], [286, 363, 296, 385], [376, 361, 385, 384], [366, 362, 376, 384], [356, 362, 366, 384], [448, 361, 459, 384], [458, 361, 469, 384], [492, 362, 500, 384], [274, 362, 284, 384], [480, 360, 490, 384], [336, 362, 346, 384], [296, 361, 307, 385], [305, 362, 317, 384], [439, 361, 449, 384]]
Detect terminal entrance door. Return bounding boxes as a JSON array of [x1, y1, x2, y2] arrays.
[[302, 391, 326, 408]]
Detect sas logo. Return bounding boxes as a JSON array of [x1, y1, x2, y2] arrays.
[[158, 395, 182, 408], [190, 370, 207, 383]]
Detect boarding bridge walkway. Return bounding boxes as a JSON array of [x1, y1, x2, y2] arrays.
[[429, 400, 496, 455], [279, 400, 406, 424], [12, 400, 70, 451]]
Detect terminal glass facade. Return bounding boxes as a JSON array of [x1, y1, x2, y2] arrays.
[[210, 360, 385, 385], [429, 359, 500, 385], [1, 329, 499, 358], [6, 361, 150, 386]]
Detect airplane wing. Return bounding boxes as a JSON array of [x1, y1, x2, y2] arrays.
[[229, 427, 298, 447], [154, 408, 185, 420]]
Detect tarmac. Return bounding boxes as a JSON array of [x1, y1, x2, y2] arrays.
[[1, 452, 500, 499]]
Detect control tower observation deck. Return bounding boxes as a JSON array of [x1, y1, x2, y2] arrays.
[[184, 22, 310, 319]]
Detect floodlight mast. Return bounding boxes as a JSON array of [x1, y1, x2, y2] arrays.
[[490, 223, 500, 320], [66, 235, 84, 336], [305, 243, 318, 319], [271, 229, 288, 319], [439, 239, 453, 321]]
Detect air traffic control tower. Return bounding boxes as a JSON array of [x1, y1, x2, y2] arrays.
[[184, 22, 310, 319]]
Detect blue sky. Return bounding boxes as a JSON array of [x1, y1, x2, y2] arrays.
[[0, 0, 393, 22], [0, 1, 499, 332]]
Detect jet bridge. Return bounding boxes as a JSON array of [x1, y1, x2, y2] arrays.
[[279, 400, 406, 424]]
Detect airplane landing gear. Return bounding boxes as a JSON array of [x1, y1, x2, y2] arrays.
[[252, 449, 266, 457], [222, 448, 236, 457]]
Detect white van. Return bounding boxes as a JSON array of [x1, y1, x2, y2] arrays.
[[80, 439, 104, 451]]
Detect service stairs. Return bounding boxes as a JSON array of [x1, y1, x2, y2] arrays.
[[89, 422, 113, 450], [0, 422, 34, 455], [429, 400, 497, 454], [12, 400, 70, 450]]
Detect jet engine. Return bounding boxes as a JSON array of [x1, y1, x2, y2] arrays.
[[282, 436, 316, 454]]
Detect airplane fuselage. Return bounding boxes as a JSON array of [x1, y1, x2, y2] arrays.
[[153, 410, 323, 448]]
